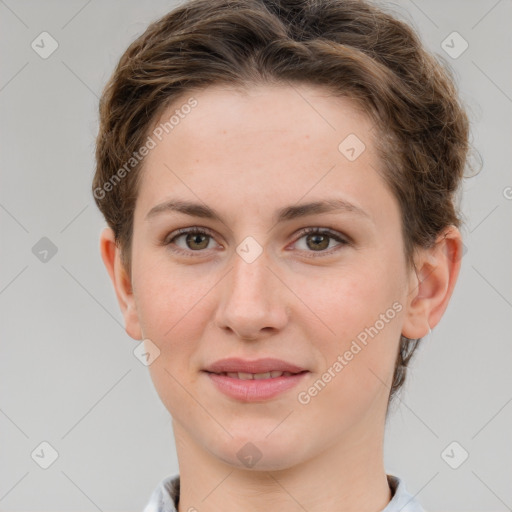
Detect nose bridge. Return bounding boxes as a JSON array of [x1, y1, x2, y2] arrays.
[[214, 241, 288, 337], [228, 244, 273, 302]]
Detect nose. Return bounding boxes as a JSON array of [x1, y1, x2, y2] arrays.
[[213, 248, 289, 340]]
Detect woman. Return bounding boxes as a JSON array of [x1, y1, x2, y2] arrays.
[[92, 0, 471, 510]]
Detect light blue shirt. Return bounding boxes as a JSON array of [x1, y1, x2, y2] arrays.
[[143, 473, 426, 512]]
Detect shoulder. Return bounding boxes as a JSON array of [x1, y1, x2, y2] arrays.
[[143, 474, 180, 512], [383, 474, 427, 512], [142, 473, 426, 512]]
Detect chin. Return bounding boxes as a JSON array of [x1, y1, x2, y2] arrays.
[[212, 434, 305, 472]]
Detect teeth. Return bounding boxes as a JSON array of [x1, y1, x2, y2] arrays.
[[254, 372, 271, 379], [237, 372, 255, 380], [221, 371, 294, 379]]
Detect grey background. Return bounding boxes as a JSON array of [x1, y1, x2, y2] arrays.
[[0, 0, 511, 510]]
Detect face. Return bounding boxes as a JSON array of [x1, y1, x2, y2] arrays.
[[115, 84, 417, 470]]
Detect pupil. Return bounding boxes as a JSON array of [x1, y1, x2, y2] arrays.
[[188, 233, 208, 250], [309, 234, 328, 250]]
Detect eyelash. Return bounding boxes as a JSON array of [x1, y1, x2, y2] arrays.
[[163, 226, 351, 258]]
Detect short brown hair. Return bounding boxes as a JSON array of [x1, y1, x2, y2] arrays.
[[92, 0, 475, 408]]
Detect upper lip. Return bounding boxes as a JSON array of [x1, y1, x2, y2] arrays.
[[203, 358, 307, 374]]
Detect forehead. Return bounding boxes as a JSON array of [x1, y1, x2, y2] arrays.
[[135, 83, 393, 226], [162, 83, 375, 144], [145, 83, 377, 161]]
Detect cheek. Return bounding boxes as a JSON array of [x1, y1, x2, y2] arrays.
[[297, 263, 394, 336], [301, 262, 402, 388], [135, 267, 207, 415], [133, 259, 214, 343]]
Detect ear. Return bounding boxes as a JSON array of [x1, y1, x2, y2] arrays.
[[99, 227, 143, 341], [401, 225, 463, 339]]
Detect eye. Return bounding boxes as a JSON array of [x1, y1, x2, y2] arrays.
[[292, 227, 350, 257], [163, 226, 350, 258], [164, 227, 220, 256]]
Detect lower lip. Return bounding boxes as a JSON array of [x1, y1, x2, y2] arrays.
[[204, 371, 309, 402]]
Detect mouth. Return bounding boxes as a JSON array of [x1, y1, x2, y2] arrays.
[[205, 370, 306, 380]]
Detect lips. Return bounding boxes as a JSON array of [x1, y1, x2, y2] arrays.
[[203, 358, 309, 401], [203, 357, 307, 375], [207, 372, 309, 402]]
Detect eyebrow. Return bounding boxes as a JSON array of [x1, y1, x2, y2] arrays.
[[145, 197, 372, 225]]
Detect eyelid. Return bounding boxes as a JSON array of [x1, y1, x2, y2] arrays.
[[163, 226, 221, 251], [164, 226, 218, 244], [292, 226, 351, 246], [288, 227, 350, 257]]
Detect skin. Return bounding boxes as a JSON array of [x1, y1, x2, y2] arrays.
[[100, 84, 462, 512]]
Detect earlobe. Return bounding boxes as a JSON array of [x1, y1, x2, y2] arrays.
[[99, 227, 142, 340], [401, 226, 463, 340]]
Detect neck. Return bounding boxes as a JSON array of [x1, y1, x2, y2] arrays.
[[173, 421, 392, 512]]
